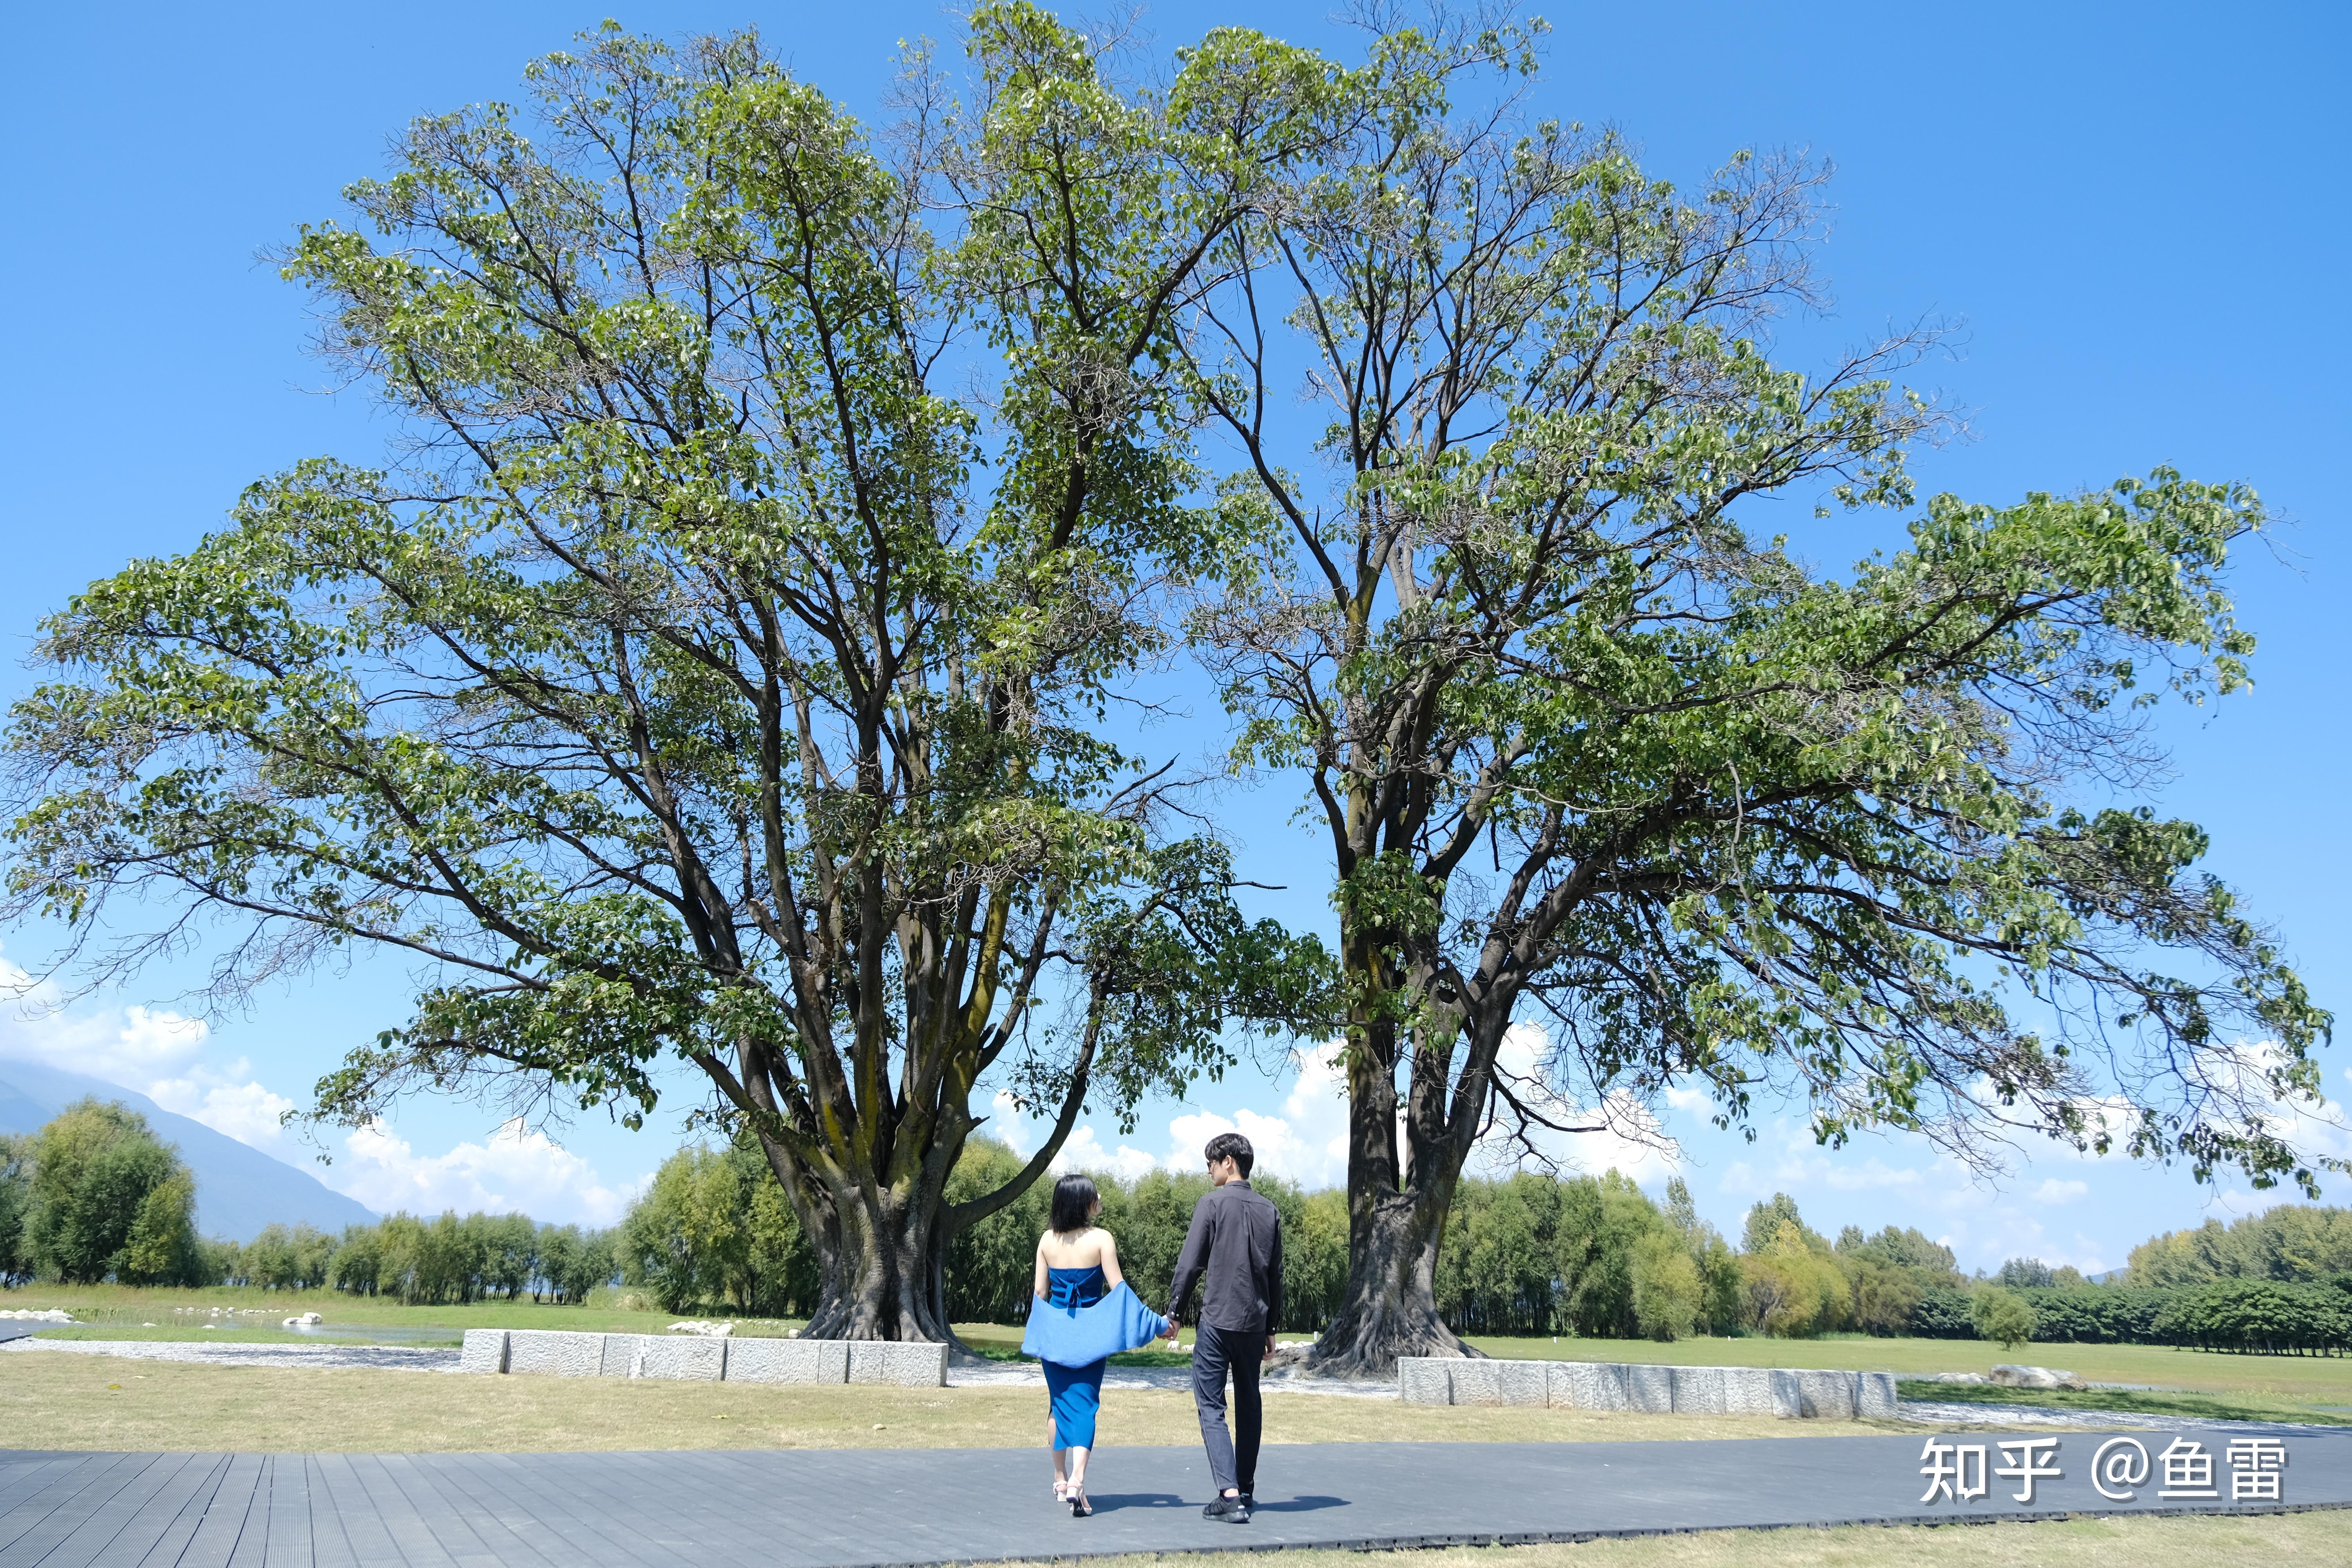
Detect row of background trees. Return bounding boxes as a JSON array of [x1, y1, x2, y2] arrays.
[[612, 1134, 2352, 1355], [0, 1098, 617, 1300], [10, 1096, 2352, 1356]]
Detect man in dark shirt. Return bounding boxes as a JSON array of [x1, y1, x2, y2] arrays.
[[1167, 1131, 1283, 1523]]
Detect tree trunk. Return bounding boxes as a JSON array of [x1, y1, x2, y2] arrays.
[[755, 1135, 962, 1343], [1304, 916, 1508, 1379], [1307, 1183, 1478, 1378], [1304, 950, 1487, 1378]]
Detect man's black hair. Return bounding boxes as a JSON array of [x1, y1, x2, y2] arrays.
[[1203, 1131, 1254, 1179], [1050, 1172, 1100, 1234]]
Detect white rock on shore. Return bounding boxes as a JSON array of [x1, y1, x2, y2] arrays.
[[1989, 1363, 2089, 1390]]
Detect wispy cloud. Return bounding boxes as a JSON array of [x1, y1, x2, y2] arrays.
[[1, 948, 295, 1148], [332, 1118, 644, 1227]]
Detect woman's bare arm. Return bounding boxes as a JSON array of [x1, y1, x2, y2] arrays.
[[1033, 1234, 1050, 1300], [1098, 1230, 1124, 1290]]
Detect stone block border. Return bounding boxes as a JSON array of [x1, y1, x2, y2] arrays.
[[460, 1329, 945, 1387], [1399, 1356, 1896, 1419]]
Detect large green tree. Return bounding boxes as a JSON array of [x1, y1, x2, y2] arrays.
[[1183, 17, 2332, 1373], [2, 12, 1334, 1341], [20, 1099, 203, 1285]]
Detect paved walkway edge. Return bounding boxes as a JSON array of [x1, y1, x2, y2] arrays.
[[7, 1438, 2348, 1568]]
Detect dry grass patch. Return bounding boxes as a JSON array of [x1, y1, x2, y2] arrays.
[[0, 1353, 1945, 1453], [992, 1511, 2351, 1568]]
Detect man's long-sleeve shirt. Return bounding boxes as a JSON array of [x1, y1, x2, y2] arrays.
[[1169, 1178, 1283, 1334]]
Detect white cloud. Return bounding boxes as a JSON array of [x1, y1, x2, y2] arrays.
[[330, 1117, 642, 1227], [1154, 1040, 1361, 1188], [985, 1091, 1185, 1182], [1466, 1026, 1681, 1187], [1165, 1103, 1341, 1187], [1052, 1125, 1157, 1182], [1663, 1085, 1717, 1116], [2032, 1178, 2090, 1206], [144, 1068, 297, 1146], [0, 949, 296, 1148], [988, 1091, 1037, 1158]]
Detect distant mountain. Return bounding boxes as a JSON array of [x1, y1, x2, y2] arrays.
[[0, 1060, 377, 1243]]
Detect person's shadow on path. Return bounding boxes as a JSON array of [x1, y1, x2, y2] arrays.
[[1080, 1494, 1349, 1516]]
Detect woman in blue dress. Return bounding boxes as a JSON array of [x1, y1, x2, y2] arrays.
[[1032, 1173, 1126, 1517]]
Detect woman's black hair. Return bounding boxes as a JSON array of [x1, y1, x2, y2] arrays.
[[1050, 1173, 1100, 1235]]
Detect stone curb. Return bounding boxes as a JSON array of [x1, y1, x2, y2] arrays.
[[1401, 1356, 1897, 1419], [461, 1328, 946, 1387]]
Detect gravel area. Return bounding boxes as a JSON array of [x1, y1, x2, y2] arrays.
[[1, 1337, 461, 1372]]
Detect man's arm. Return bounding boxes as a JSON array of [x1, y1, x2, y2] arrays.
[[1266, 1211, 1284, 1342], [1168, 1196, 1214, 1323]]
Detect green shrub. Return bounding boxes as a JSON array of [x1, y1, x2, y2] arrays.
[[1971, 1285, 2038, 1348]]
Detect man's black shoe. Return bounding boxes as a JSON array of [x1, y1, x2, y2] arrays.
[[1202, 1497, 1234, 1519]]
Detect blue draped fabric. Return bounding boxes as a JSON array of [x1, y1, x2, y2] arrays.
[[1022, 1271, 1168, 1366], [1024, 1267, 1169, 1451]]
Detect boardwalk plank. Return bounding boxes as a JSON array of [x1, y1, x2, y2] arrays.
[[0, 1457, 102, 1542], [399, 1465, 579, 1568], [175, 1455, 266, 1568], [6, 1426, 2352, 1568], [374, 1457, 541, 1568], [456, 1454, 693, 1568], [260, 1454, 311, 1568], [550, 1452, 764, 1568], [0, 1457, 92, 1523], [0, 1457, 123, 1559], [336, 1456, 455, 1568], [82, 1455, 230, 1568], [0, 1455, 166, 1568], [217, 1458, 271, 1568], [294, 1460, 360, 1568]]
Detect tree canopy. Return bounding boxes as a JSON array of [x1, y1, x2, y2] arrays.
[[17, 1099, 203, 1285], [1175, 11, 2330, 1372], [1, 10, 1334, 1341]]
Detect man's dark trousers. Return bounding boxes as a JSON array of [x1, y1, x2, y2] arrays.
[[1191, 1323, 1262, 1496]]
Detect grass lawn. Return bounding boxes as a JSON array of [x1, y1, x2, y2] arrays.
[[0, 1283, 802, 1342], [1461, 1332, 2352, 1408], [0, 1352, 1944, 1454], [987, 1514, 2351, 1568], [12, 1287, 2351, 1414]]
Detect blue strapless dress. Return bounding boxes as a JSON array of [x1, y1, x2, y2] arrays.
[[1023, 1266, 1168, 1451]]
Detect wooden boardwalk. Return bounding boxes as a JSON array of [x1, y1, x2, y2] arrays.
[[5, 1432, 2348, 1568]]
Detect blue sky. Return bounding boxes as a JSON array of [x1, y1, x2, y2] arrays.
[[3, 0, 2347, 1275]]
